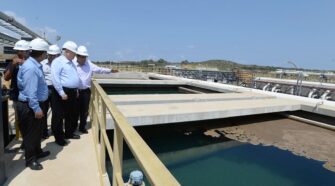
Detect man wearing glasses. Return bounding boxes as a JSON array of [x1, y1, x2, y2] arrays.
[[51, 41, 80, 146], [74, 46, 117, 133]]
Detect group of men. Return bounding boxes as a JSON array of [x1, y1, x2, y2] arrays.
[[5, 38, 116, 170]]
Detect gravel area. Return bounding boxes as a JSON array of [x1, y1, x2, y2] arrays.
[[203, 114, 335, 172]]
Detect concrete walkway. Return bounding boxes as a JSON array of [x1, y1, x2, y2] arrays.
[[4, 128, 101, 186], [105, 92, 302, 128]]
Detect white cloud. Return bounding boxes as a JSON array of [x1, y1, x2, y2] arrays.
[[114, 51, 122, 55], [114, 49, 133, 60], [44, 26, 57, 34], [114, 51, 125, 60], [4, 10, 27, 25], [84, 42, 91, 46], [186, 45, 196, 49], [36, 26, 59, 42]]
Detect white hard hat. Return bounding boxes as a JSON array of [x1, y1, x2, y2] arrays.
[[13, 40, 30, 51], [129, 170, 143, 185], [29, 38, 49, 51], [62, 41, 77, 53], [76, 45, 89, 56], [48, 44, 61, 55]]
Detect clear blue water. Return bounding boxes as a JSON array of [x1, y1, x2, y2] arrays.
[[106, 122, 335, 186], [103, 86, 335, 185], [167, 144, 335, 186]]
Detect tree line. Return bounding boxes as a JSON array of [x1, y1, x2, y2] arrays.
[[93, 59, 333, 72]]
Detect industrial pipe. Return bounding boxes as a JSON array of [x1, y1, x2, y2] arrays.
[[308, 88, 318, 98], [271, 84, 281, 92], [321, 90, 332, 100], [288, 86, 295, 95], [280, 113, 335, 131], [262, 83, 271, 91], [178, 87, 205, 94]]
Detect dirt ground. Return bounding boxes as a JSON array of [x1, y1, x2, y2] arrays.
[[203, 115, 335, 172]]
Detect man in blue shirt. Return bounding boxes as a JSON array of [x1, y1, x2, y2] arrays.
[[16, 38, 49, 170], [51, 41, 81, 146]]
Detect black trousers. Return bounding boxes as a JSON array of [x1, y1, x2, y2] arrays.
[[63, 87, 78, 136], [41, 86, 53, 135], [78, 88, 91, 130], [51, 87, 78, 141], [16, 101, 45, 162], [51, 87, 64, 141]]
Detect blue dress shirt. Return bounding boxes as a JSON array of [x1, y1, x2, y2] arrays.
[[17, 57, 48, 113], [51, 55, 80, 96]]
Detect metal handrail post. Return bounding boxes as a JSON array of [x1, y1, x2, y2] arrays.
[[112, 125, 123, 186], [100, 102, 107, 174]]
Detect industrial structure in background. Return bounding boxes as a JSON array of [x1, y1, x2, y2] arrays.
[[108, 63, 335, 101], [0, 9, 335, 186], [253, 77, 335, 101], [0, 11, 41, 68]]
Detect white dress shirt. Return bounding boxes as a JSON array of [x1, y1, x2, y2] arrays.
[[41, 59, 52, 86], [74, 59, 111, 90], [51, 55, 80, 96]]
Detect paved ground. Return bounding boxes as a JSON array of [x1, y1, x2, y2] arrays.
[[3, 101, 101, 186]]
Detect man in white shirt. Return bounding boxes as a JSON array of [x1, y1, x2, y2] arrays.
[[41, 45, 61, 139], [51, 41, 80, 146], [74, 46, 117, 133]]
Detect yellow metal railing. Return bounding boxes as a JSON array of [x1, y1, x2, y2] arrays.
[[90, 80, 180, 186]]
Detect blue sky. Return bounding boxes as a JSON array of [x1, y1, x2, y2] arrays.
[[1, 0, 335, 70]]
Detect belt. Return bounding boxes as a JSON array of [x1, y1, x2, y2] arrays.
[[78, 88, 90, 92], [63, 87, 78, 92], [18, 100, 45, 104]]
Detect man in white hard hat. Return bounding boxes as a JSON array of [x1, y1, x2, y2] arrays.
[[4, 40, 30, 144], [41, 45, 61, 139], [4, 40, 30, 103], [74, 46, 117, 133], [16, 38, 50, 170], [125, 170, 145, 186], [51, 41, 81, 146]]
